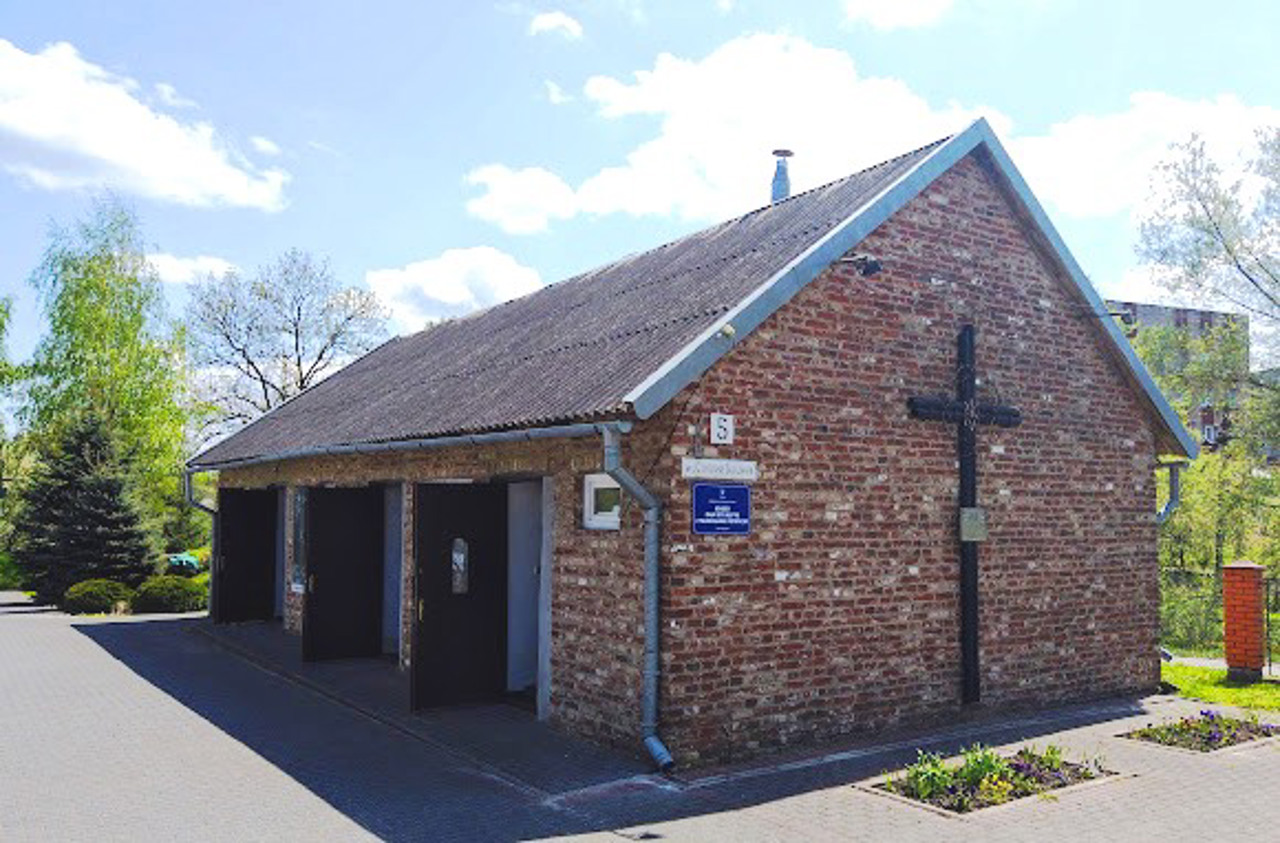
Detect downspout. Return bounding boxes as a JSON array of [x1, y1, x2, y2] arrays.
[[602, 424, 675, 772], [1156, 462, 1184, 525], [185, 468, 216, 516]]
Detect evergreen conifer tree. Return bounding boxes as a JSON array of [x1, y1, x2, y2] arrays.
[[12, 415, 156, 604]]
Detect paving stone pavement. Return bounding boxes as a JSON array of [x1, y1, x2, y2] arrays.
[[4, 590, 1280, 842]]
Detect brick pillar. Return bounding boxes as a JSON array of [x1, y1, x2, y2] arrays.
[[1223, 561, 1265, 682]]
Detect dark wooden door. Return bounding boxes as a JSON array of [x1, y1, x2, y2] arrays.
[[303, 486, 385, 661], [214, 488, 277, 623], [413, 483, 508, 708]]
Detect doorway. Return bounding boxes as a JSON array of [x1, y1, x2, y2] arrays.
[[213, 488, 278, 624], [413, 483, 507, 707], [302, 485, 385, 661], [412, 480, 546, 710]]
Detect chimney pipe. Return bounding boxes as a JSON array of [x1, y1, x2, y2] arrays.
[[771, 149, 793, 203]]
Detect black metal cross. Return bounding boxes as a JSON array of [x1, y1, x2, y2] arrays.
[[907, 324, 1021, 704]]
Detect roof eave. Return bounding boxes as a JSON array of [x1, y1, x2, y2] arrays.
[[624, 117, 1198, 460]]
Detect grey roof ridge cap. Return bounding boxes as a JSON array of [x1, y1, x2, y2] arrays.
[[622, 121, 971, 413]]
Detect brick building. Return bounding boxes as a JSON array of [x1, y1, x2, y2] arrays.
[[189, 119, 1196, 768], [1105, 299, 1246, 448]]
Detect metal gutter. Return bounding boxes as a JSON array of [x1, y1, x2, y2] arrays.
[[186, 420, 633, 473]]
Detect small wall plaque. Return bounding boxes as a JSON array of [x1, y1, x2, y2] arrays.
[[710, 413, 735, 445], [681, 457, 759, 482], [959, 507, 988, 542]]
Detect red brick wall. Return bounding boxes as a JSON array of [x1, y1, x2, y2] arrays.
[[652, 151, 1160, 763], [1223, 562, 1266, 674], [220, 430, 672, 752]]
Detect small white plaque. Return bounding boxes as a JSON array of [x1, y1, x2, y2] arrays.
[[682, 457, 758, 482], [290, 583, 305, 594], [710, 413, 735, 445]]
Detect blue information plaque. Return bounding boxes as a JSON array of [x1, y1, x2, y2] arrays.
[[692, 483, 751, 536]]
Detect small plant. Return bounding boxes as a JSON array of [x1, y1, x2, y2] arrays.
[[956, 744, 1011, 789], [1126, 709, 1278, 752], [131, 575, 208, 614], [978, 773, 1013, 805], [879, 743, 1106, 813], [62, 579, 134, 614], [902, 751, 953, 801]]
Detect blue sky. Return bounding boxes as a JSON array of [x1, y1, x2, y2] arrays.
[[2, 0, 1278, 364]]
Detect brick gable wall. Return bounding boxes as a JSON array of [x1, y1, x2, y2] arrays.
[[650, 151, 1159, 763]]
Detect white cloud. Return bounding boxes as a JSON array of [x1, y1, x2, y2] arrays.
[[529, 11, 584, 39], [148, 253, 237, 285], [467, 34, 1005, 230], [467, 31, 1280, 250], [250, 135, 282, 156], [0, 40, 289, 210], [365, 246, 544, 333], [154, 82, 196, 109], [715, 0, 735, 12], [465, 164, 578, 234], [544, 80, 572, 105], [1011, 93, 1280, 220], [842, 0, 954, 29]]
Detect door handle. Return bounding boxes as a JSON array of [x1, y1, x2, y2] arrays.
[[307, 574, 315, 593], [417, 599, 424, 622]]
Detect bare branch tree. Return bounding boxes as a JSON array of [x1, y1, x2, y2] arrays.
[[187, 248, 388, 440], [1139, 129, 1280, 363]]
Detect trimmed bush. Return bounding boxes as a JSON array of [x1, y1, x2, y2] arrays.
[[0, 551, 25, 591], [62, 579, 134, 614], [131, 575, 208, 614]]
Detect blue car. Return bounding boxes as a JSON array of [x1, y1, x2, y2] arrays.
[[166, 552, 201, 575]]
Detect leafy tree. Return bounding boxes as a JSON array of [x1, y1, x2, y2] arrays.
[[187, 248, 388, 437], [1139, 129, 1280, 348], [1132, 322, 1280, 575], [12, 415, 157, 604], [1139, 129, 1280, 431], [22, 198, 189, 532]]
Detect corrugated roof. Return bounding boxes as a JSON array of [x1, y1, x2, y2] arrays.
[[191, 138, 945, 468], [190, 118, 1199, 469]]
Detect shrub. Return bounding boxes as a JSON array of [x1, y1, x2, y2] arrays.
[[131, 575, 208, 614], [0, 551, 25, 590], [62, 579, 134, 614], [1161, 583, 1222, 653]]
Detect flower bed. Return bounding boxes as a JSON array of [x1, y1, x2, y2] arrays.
[[878, 743, 1107, 814], [1124, 709, 1278, 752]]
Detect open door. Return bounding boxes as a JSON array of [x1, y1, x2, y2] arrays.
[[413, 483, 508, 708], [213, 488, 278, 623], [302, 486, 384, 661]]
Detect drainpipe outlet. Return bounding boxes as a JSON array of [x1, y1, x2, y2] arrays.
[[644, 735, 675, 772], [1156, 462, 1184, 525]]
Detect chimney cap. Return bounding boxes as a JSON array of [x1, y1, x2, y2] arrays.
[[772, 149, 794, 158]]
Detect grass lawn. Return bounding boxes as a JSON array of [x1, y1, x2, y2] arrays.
[[1162, 663, 1280, 712]]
